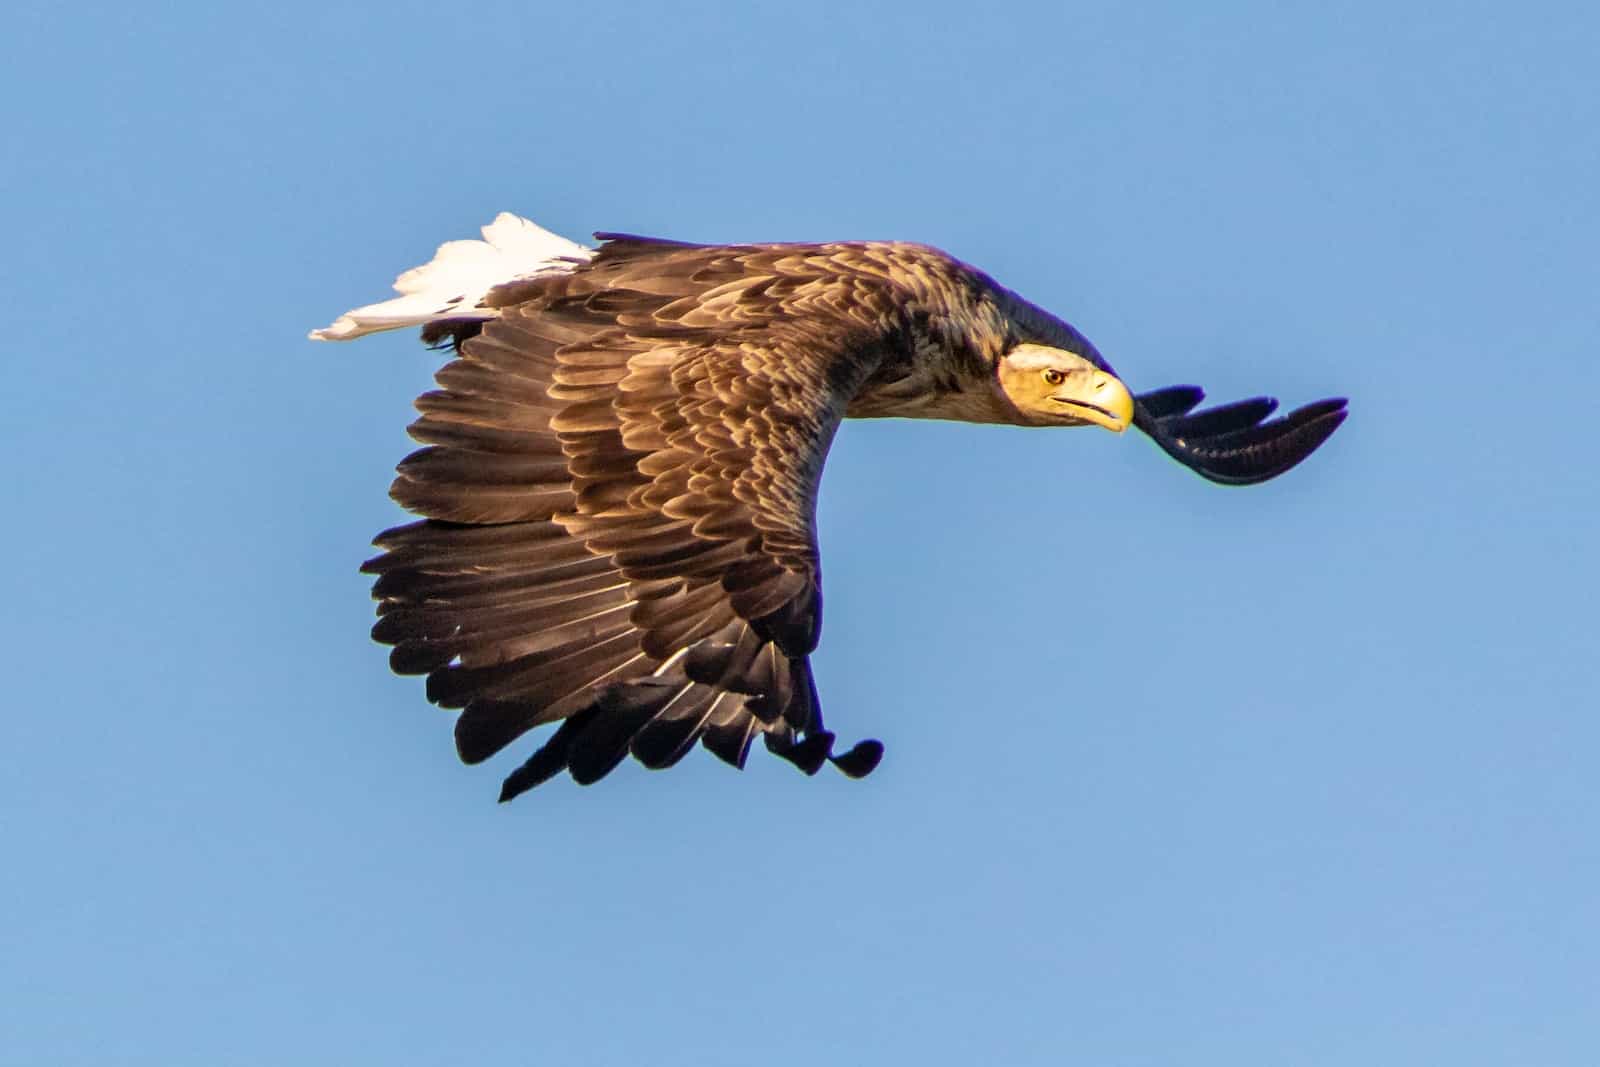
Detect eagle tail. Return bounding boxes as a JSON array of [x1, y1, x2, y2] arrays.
[[308, 212, 592, 341]]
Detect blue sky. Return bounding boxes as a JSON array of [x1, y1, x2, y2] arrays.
[[5, 2, 1597, 1063]]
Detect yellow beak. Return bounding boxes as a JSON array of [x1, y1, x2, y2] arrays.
[[1051, 354, 1135, 433]]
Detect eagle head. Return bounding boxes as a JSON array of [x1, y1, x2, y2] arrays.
[[996, 343, 1135, 431]]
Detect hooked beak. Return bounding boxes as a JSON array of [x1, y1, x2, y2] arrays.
[[1050, 356, 1135, 433]]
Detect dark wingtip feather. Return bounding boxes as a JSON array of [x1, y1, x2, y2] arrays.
[[567, 682, 680, 785], [498, 762, 551, 804], [1134, 385, 1205, 420], [389, 642, 454, 676], [456, 699, 542, 765], [701, 718, 758, 768], [768, 730, 834, 776], [1295, 396, 1349, 418], [683, 641, 739, 686], [628, 714, 704, 770], [1221, 398, 1348, 484], [496, 715, 589, 803], [830, 740, 884, 779], [1138, 390, 1348, 486], [1163, 396, 1280, 437]]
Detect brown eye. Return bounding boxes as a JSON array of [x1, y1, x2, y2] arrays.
[[1042, 368, 1065, 386]]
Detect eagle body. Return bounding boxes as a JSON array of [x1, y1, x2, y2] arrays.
[[313, 214, 1346, 802]]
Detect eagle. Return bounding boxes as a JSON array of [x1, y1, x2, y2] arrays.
[[312, 213, 1346, 802]]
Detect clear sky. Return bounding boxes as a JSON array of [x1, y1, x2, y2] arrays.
[[5, 2, 1597, 1063]]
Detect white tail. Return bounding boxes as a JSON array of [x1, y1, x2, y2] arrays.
[[309, 213, 594, 342]]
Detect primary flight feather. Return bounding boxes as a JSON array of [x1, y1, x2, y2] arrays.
[[313, 213, 1346, 802]]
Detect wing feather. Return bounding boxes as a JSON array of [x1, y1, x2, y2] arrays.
[[364, 239, 893, 799], [1134, 390, 1348, 485], [351, 226, 1343, 802]]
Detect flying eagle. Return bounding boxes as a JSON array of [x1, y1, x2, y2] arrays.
[[312, 213, 1346, 802]]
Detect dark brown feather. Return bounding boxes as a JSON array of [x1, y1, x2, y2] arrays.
[[364, 237, 921, 796], [357, 231, 1343, 801]]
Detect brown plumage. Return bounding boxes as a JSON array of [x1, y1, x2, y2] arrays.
[[314, 217, 1346, 801]]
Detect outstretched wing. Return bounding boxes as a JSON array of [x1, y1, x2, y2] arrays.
[[1134, 386, 1348, 486], [367, 239, 889, 800], [992, 288, 1347, 485]]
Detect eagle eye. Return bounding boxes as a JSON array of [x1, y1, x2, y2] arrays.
[[1041, 368, 1066, 387]]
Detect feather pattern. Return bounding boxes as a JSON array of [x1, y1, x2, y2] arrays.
[[314, 214, 1347, 801]]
